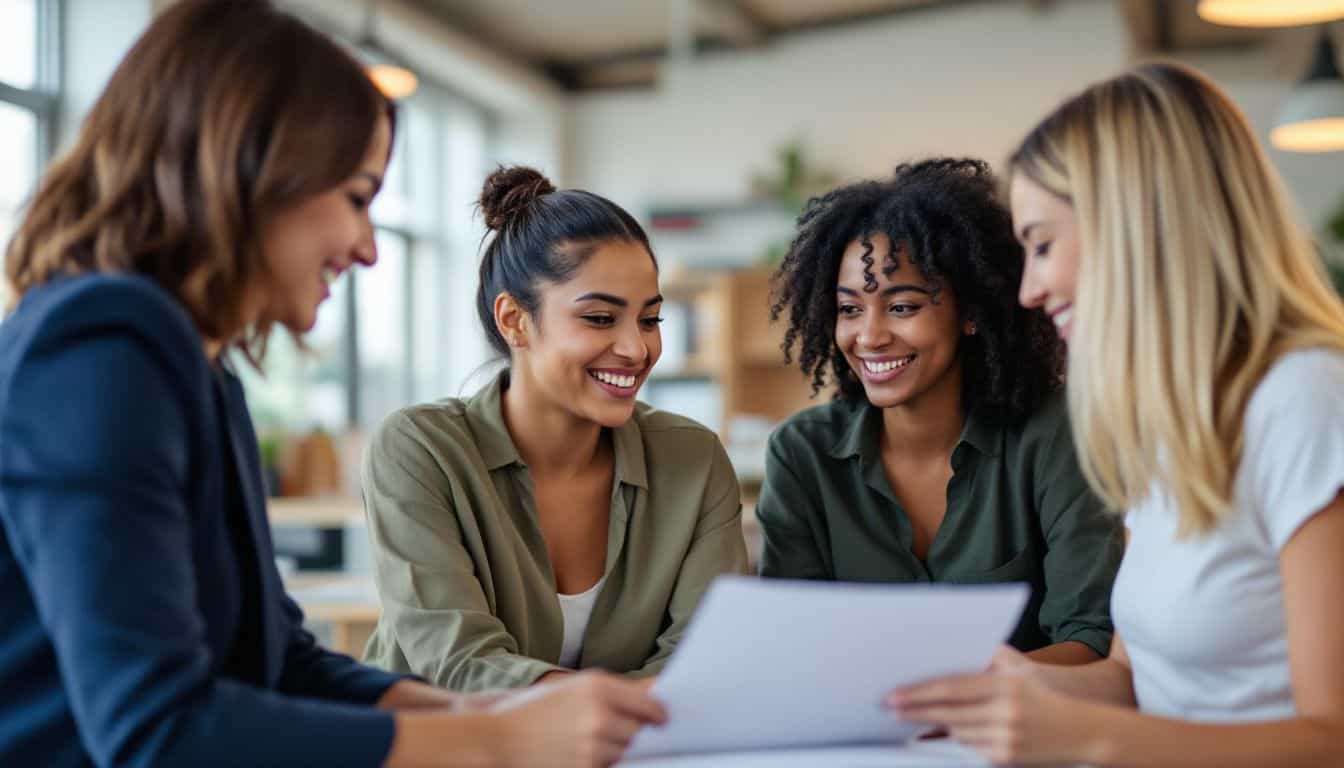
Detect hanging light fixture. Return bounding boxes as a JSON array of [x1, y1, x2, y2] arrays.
[[1197, 1, 1344, 28], [1271, 28, 1344, 152], [359, 0, 418, 100]]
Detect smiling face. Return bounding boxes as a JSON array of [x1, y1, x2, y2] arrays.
[[510, 239, 663, 428], [834, 232, 965, 410], [1011, 173, 1082, 341], [256, 113, 391, 334]]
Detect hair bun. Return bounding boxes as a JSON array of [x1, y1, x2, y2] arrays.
[[480, 166, 556, 231]]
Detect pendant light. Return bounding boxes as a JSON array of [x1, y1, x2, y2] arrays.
[[1271, 28, 1344, 152], [359, 0, 418, 100], [1197, 1, 1344, 28]]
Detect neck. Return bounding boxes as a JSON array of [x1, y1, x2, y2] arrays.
[[501, 367, 606, 475], [879, 365, 966, 460]]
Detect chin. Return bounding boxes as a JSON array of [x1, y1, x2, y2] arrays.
[[586, 400, 637, 429]]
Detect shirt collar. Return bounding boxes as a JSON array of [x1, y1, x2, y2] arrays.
[[827, 399, 1003, 462], [464, 368, 649, 489]]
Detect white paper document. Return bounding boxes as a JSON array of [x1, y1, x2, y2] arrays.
[[623, 576, 1028, 760]]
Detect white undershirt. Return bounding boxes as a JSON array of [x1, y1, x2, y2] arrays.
[[1111, 348, 1344, 721], [557, 575, 607, 669]]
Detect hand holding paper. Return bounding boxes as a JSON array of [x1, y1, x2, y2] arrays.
[[623, 576, 1029, 760]]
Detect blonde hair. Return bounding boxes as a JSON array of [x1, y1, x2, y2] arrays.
[[1010, 62, 1344, 536]]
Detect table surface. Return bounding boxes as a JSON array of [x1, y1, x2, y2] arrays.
[[618, 742, 992, 767]]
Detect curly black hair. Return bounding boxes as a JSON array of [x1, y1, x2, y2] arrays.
[[769, 157, 1063, 422]]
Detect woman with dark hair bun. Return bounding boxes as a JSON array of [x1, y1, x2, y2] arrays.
[[758, 158, 1123, 662], [363, 165, 749, 692]]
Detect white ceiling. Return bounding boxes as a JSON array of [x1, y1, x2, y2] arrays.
[[403, 0, 1273, 90]]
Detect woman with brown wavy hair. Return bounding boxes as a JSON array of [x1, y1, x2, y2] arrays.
[[0, 2, 662, 766]]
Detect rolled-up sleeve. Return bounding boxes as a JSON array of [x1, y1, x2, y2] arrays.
[[1033, 410, 1123, 656]]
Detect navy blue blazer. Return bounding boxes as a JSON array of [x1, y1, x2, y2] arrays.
[[0, 274, 406, 766]]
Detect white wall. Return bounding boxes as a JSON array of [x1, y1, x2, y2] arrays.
[[58, 0, 156, 151], [567, 0, 1344, 248], [568, 0, 1131, 216]]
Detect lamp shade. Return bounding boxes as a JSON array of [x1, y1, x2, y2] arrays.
[[366, 62, 418, 100], [1272, 30, 1344, 152], [1198, 0, 1344, 27]]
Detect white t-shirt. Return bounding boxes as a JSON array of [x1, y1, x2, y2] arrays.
[[1111, 348, 1344, 721], [557, 575, 607, 669]]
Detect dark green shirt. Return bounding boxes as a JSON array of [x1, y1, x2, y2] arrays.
[[756, 395, 1122, 655]]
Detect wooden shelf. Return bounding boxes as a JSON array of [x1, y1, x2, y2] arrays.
[[267, 495, 364, 527]]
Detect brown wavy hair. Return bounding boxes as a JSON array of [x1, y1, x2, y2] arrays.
[[4, 0, 396, 362]]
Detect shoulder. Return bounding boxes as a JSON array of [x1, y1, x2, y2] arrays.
[[768, 398, 864, 456], [632, 402, 719, 445], [367, 397, 474, 459], [1011, 392, 1073, 449], [0, 274, 208, 405], [1239, 348, 1344, 549], [6, 273, 199, 352], [1247, 348, 1344, 422]]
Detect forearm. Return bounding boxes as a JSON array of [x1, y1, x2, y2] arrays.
[[386, 711, 501, 768], [1080, 704, 1344, 768], [377, 680, 464, 711], [1033, 657, 1136, 707], [1026, 640, 1101, 666]]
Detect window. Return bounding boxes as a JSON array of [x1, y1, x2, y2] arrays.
[[0, 0, 57, 272]]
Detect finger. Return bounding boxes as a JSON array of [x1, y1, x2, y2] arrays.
[[597, 676, 668, 724], [893, 703, 996, 728], [596, 710, 646, 746], [886, 674, 998, 708]]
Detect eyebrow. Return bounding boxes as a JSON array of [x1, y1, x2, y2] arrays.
[[837, 285, 930, 297], [573, 292, 664, 308]]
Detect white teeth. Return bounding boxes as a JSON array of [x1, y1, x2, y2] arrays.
[[592, 371, 636, 388], [1052, 307, 1073, 329], [863, 356, 914, 374], [321, 266, 339, 285]]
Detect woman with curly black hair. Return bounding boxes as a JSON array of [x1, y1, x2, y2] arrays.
[[757, 158, 1122, 663]]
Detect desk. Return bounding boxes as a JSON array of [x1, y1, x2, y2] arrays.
[[619, 742, 989, 767], [286, 572, 380, 656]]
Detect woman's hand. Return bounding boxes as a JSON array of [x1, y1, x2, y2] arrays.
[[489, 670, 667, 767], [886, 666, 1101, 765]]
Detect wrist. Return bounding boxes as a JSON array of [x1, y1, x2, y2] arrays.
[[1076, 700, 1121, 766]]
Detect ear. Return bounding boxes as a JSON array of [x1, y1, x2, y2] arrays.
[[494, 292, 530, 349]]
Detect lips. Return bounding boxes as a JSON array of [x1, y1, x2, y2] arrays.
[[588, 368, 643, 399], [857, 353, 916, 383]]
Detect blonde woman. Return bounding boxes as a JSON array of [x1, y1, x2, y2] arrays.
[[887, 62, 1344, 765]]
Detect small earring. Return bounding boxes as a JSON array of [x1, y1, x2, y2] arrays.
[[966, 322, 977, 336]]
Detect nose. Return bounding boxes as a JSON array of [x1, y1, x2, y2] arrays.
[[612, 320, 649, 366], [353, 221, 378, 268], [1019, 257, 1045, 309], [855, 308, 891, 350]]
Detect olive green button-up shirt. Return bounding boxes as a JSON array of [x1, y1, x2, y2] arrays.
[[361, 372, 749, 692], [757, 396, 1122, 655]]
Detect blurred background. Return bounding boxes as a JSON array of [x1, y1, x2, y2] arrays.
[[4, 0, 1344, 651]]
